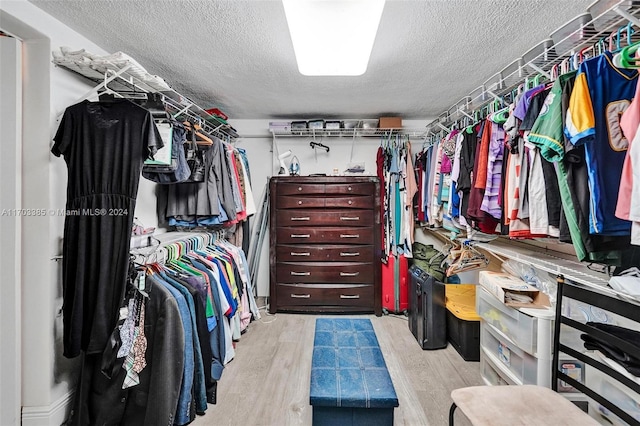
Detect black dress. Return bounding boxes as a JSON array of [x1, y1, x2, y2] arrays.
[[53, 99, 161, 358]]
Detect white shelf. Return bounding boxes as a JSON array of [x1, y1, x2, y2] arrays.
[[53, 49, 239, 140], [270, 127, 428, 139], [476, 239, 610, 289]]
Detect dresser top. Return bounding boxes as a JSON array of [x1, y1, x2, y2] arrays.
[[270, 176, 379, 184]]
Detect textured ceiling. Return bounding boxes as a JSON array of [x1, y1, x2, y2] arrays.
[[29, 0, 595, 119]]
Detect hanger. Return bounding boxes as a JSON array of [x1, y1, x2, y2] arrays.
[[464, 110, 480, 134], [613, 22, 640, 69], [184, 121, 213, 145], [578, 46, 595, 65], [489, 106, 509, 125], [594, 36, 608, 56], [445, 241, 489, 276], [615, 40, 640, 68]]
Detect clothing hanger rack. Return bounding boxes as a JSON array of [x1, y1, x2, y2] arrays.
[[130, 231, 224, 265], [53, 49, 239, 141], [424, 0, 640, 136]]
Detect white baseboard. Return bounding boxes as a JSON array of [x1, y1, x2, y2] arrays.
[[22, 390, 74, 426]]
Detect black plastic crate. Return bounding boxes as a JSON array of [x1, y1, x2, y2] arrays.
[[446, 308, 480, 361]]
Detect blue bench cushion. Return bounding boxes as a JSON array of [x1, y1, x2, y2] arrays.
[[310, 318, 399, 409]]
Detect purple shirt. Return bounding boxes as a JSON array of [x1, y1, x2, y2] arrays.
[[513, 84, 546, 121], [480, 123, 505, 219]]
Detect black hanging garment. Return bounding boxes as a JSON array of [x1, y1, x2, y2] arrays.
[[52, 99, 162, 358]]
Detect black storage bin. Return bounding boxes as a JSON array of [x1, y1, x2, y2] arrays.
[[446, 310, 480, 361], [408, 265, 447, 350], [291, 121, 308, 130]]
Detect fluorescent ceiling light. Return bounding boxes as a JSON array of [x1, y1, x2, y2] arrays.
[[282, 0, 386, 76]]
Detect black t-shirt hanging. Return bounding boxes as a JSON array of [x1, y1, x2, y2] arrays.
[[52, 99, 161, 358], [520, 87, 551, 131]]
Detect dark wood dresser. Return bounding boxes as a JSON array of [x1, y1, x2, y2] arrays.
[[269, 176, 382, 316]]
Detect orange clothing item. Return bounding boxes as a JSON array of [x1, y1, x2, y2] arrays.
[[474, 120, 492, 190]]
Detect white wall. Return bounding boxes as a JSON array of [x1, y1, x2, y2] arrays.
[[0, 1, 110, 424], [230, 119, 433, 297]]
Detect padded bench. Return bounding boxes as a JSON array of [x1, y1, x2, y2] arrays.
[[310, 318, 399, 426]]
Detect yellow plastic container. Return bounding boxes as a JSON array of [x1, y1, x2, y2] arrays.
[[445, 284, 480, 361], [446, 284, 481, 321]]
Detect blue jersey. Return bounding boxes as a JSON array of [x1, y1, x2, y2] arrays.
[[565, 52, 637, 235]]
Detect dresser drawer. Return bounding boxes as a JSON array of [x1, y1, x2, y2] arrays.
[[325, 195, 374, 209], [276, 195, 374, 209], [324, 182, 374, 195], [276, 182, 374, 196], [275, 209, 374, 227], [277, 227, 374, 244], [276, 283, 374, 307], [276, 244, 374, 262], [276, 196, 325, 209], [277, 183, 326, 195], [276, 262, 374, 283]]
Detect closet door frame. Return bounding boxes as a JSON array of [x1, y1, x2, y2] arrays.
[[0, 32, 23, 426]]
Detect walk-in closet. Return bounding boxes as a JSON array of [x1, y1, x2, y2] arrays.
[[1, 1, 640, 425]]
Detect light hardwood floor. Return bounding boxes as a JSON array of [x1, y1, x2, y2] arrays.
[[192, 312, 482, 426]]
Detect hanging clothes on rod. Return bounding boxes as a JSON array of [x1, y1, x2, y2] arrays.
[[156, 128, 257, 232], [71, 232, 260, 426], [417, 16, 640, 272]]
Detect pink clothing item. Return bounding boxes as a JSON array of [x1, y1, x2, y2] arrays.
[[616, 78, 640, 220], [440, 153, 452, 173]]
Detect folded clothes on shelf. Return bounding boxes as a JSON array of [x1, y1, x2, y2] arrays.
[[53, 47, 171, 90], [609, 267, 640, 299]]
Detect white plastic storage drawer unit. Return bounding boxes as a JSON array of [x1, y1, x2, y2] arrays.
[[481, 321, 542, 385], [476, 286, 551, 355], [480, 347, 518, 386]]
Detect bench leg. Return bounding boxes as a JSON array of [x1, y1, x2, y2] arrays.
[[449, 402, 457, 426]]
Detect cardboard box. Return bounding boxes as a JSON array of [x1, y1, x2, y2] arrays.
[[378, 116, 402, 129], [479, 271, 551, 309]]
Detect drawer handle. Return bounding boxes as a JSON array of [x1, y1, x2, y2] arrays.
[[348, 186, 352, 191], [340, 294, 360, 299], [290, 252, 310, 256], [340, 234, 360, 239], [340, 216, 360, 221], [348, 200, 353, 205], [291, 294, 310, 298], [340, 272, 360, 277], [297, 200, 303, 205], [291, 271, 311, 276], [298, 186, 303, 191], [290, 217, 310, 221], [340, 252, 360, 257], [291, 234, 310, 238]]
